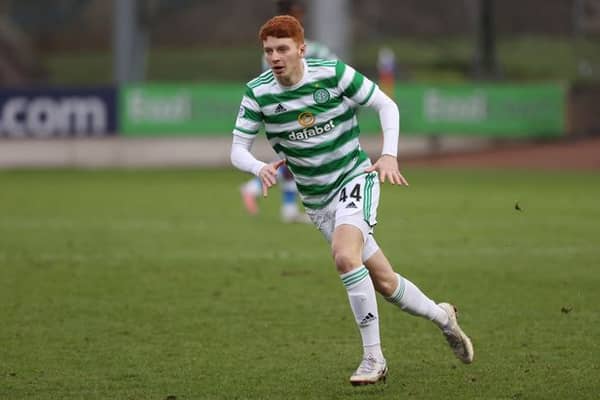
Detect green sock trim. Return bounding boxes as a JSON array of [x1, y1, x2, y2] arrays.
[[341, 266, 369, 288], [387, 274, 406, 304]]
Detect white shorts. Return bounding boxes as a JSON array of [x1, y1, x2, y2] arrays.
[[306, 172, 380, 244]]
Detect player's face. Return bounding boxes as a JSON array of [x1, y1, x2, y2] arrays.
[[263, 36, 305, 85]]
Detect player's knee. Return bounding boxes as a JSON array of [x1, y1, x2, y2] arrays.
[[332, 248, 361, 274]]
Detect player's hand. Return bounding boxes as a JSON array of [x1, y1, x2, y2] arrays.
[[259, 159, 286, 197], [365, 155, 409, 185]]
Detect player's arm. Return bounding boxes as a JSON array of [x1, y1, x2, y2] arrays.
[[230, 133, 266, 176], [335, 60, 407, 185], [230, 87, 283, 197], [230, 134, 284, 197], [363, 87, 408, 186]]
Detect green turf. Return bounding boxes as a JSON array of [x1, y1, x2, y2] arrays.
[[1, 168, 599, 399]]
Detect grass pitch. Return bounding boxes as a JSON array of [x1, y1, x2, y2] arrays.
[[1, 168, 599, 399]]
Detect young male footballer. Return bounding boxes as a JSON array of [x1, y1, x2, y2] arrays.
[[230, 15, 474, 386], [240, 0, 337, 223]]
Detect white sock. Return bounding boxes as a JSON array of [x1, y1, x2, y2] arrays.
[[242, 178, 262, 197], [340, 266, 384, 360], [281, 203, 299, 219], [386, 273, 449, 328]]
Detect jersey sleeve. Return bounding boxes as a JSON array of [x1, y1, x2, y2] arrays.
[[233, 86, 263, 137], [335, 60, 377, 106]]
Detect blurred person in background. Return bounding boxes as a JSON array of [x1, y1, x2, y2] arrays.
[[231, 15, 474, 386], [0, 13, 43, 85], [240, 0, 337, 223]]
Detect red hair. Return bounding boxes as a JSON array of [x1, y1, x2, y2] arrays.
[[259, 15, 304, 45]]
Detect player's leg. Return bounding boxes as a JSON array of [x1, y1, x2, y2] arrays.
[[240, 177, 261, 215], [363, 240, 474, 364], [240, 161, 293, 217], [330, 173, 387, 385], [332, 225, 387, 386], [305, 177, 386, 386], [364, 248, 448, 323], [279, 165, 300, 221], [279, 165, 310, 223]]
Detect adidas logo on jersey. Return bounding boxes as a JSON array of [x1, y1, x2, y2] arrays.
[[346, 202, 357, 209], [274, 103, 287, 113], [359, 312, 377, 326], [288, 120, 335, 141]]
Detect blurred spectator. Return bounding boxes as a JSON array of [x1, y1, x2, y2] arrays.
[[0, 14, 43, 85]]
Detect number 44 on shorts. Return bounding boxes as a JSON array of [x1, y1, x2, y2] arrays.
[[339, 184, 362, 203]]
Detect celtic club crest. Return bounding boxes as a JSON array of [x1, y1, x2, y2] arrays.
[[313, 88, 330, 104]]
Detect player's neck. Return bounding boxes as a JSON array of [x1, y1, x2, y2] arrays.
[[277, 60, 305, 87]]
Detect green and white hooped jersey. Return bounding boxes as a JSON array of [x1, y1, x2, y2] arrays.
[[233, 59, 378, 209]]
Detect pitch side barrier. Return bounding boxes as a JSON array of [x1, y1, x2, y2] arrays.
[[119, 83, 565, 138], [0, 87, 117, 138], [0, 84, 565, 138], [360, 83, 565, 137]]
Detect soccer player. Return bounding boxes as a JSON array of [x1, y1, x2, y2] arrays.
[[230, 15, 474, 385], [240, 0, 337, 223]]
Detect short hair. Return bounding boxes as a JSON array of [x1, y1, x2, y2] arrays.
[[259, 15, 304, 45]]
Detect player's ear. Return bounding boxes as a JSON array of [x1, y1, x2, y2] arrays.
[[299, 42, 306, 57]]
